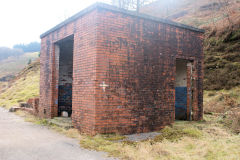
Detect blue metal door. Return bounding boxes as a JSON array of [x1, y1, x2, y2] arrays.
[[175, 87, 187, 120]]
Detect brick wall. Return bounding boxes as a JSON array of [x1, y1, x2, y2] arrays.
[[94, 8, 203, 134], [40, 10, 98, 134], [40, 5, 204, 135]]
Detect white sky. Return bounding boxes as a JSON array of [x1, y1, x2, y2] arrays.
[[0, 0, 111, 48]]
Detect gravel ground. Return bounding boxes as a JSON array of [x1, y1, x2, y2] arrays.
[[0, 107, 115, 160]]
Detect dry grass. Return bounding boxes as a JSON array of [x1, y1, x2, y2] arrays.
[[15, 109, 240, 160], [0, 60, 40, 109], [79, 117, 240, 160], [204, 87, 240, 113], [4, 88, 240, 160], [204, 87, 240, 133]]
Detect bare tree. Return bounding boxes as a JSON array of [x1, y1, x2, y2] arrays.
[[217, 0, 233, 30], [112, 0, 156, 12]]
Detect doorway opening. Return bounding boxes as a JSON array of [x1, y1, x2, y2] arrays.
[[175, 59, 191, 120], [56, 35, 74, 117]]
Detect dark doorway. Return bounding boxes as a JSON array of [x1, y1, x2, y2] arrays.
[[175, 59, 188, 120], [56, 35, 74, 117]]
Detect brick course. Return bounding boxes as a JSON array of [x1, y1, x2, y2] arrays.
[[40, 3, 204, 135]]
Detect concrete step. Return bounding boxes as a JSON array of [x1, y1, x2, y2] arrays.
[[48, 117, 73, 129]]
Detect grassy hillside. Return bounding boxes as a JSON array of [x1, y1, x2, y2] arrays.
[[142, 0, 240, 90], [0, 59, 40, 108], [0, 52, 39, 79], [204, 25, 240, 90], [142, 0, 240, 29]]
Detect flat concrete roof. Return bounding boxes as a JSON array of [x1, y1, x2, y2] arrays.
[[40, 2, 204, 38]]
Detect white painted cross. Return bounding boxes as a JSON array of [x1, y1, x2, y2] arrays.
[[99, 81, 109, 92]]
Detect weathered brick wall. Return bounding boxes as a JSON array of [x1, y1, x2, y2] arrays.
[[94, 8, 203, 134], [71, 11, 98, 134], [40, 11, 98, 133], [40, 5, 203, 135]]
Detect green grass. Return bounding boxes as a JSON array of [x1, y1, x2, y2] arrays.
[[0, 60, 40, 109], [80, 135, 123, 157], [154, 125, 203, 142], [78, 116, 240, 160]]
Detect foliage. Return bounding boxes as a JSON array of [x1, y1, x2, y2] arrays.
[[13, 42, 40, 53], [0, 47, 24, 61], [0, 42, 40, 62], [204, 26, 240, 90], [0, 52, 39, 79]]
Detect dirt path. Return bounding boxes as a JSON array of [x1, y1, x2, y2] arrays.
[[0, 108, 115, 160]]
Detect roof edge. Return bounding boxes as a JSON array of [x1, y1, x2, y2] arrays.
[[40, 2, 204, 39]]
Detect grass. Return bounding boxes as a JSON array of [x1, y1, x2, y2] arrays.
[[0, 60, 40, 109], [204, 88, 240, 134], [153, 125, 203, 142], [15, 108, 240, 160], [78, 115, 240, 160], [77, 88, 240, 159]]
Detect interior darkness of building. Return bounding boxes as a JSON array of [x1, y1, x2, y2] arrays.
[[57, 35, 74, 117], [175, 59, 188, 120]]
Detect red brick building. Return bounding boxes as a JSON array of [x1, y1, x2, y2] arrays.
[[40, 3, 204, 135]]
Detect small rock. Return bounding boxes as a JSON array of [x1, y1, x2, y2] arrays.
[[61, 111, 69, 117], [9, 107, 21, 112]]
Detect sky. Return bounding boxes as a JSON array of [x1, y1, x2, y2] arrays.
[[0, 0, 111, 48]]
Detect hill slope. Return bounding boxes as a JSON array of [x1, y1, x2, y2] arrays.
[[142, 0, 240, 29], [0, 59, 40, 108], [0, 52, 39, 80], [204, 26, 240, 90], [142, 0, 240, 90]]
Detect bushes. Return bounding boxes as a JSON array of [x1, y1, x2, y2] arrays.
[[218, 109, 240, 134], [204, 55, 240, 90], [204, 88, 240, 133], [204, 25, 240, 90]]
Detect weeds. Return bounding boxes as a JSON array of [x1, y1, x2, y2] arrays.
[[80, 135, 122, 157], [10, 109, 240, 160], [0, 60, 40, 109], [204, 25, 240, 90], [154, 126, 202, 142]]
